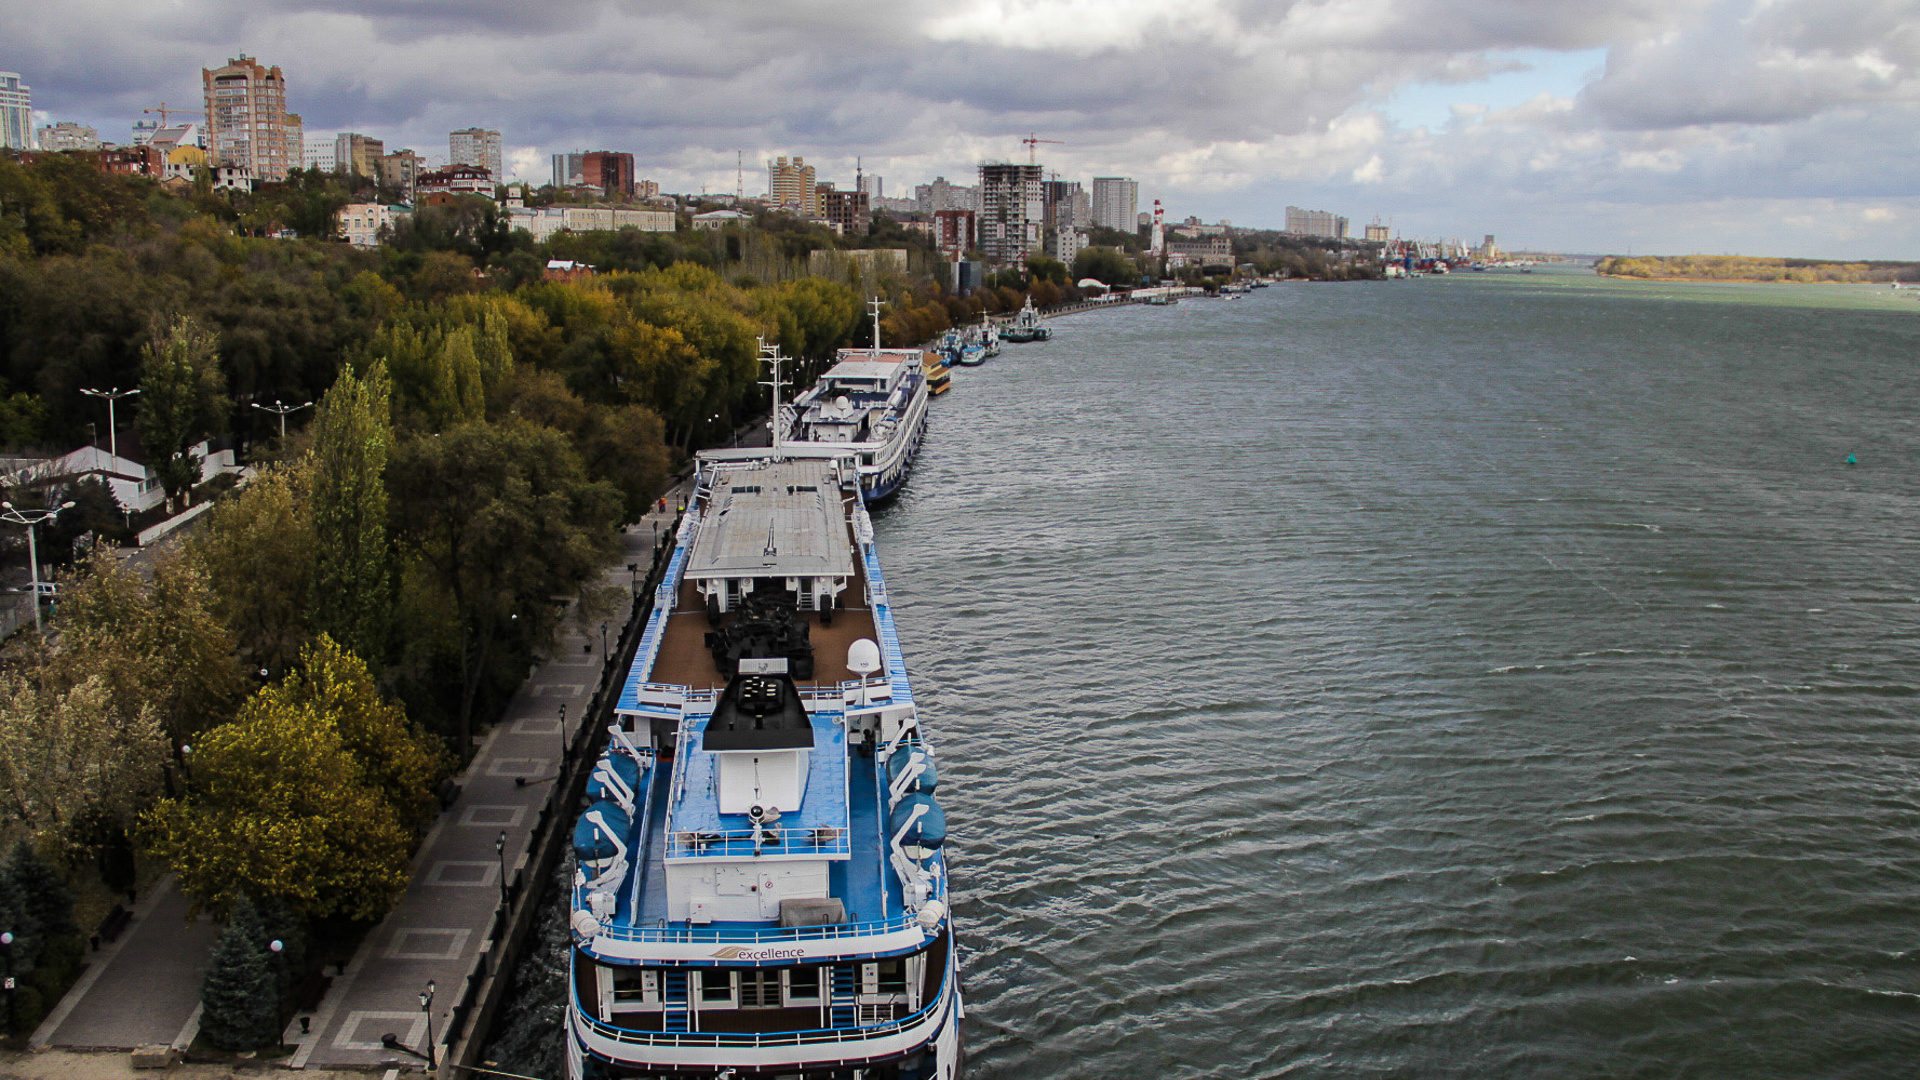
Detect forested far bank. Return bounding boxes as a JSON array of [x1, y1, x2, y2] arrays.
[[1597, 254, 1920, 284]]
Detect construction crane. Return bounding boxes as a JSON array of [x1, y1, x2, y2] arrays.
[[143, 102, 204, 127], [1021, 133, 1062, 165]]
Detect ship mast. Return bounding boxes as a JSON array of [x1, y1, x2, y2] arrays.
[[757, 336, 787, 450], [869, 296, 884, 357]]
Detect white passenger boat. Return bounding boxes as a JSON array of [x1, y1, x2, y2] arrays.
[[567, 450, 962, 1080], [782, 303, 931, 504]]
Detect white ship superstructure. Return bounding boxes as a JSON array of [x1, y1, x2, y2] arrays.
[[567, 454, 961, 1080]]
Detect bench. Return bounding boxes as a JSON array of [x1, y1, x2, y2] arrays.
[[93, 903, 133, 949]]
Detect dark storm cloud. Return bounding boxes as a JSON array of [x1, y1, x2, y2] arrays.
[[7, 0, 1919, 254]]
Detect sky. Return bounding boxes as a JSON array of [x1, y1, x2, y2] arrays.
[[9, 0, 1920, 258]]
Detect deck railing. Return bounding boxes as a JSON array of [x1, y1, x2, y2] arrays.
[[666, 824, 853, 859], [588, 911, 922, 945], [575, 961, 950, 1049]]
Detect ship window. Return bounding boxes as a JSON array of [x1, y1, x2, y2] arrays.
[[740, 970, 780, 1009], [698, 970, 736, 1005], [610, 968, 654, 1003], [785, 967, 821, 1004], [876, 960, 907, 995]]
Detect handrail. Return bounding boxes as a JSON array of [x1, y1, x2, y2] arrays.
[[666, 825, 852, 859], [589, 912, 921, 945], [576, 951, 951, 1049]]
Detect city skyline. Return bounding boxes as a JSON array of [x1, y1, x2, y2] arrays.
[[6, 0, 1919, 258]]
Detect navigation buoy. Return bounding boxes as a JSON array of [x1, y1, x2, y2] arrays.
[[1846, 453, 1858, 465]]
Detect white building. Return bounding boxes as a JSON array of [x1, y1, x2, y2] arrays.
[[0, 73, 31, 151], [1091, 177, 1138, 233], [449, 127, 503, 181], [1049, 226, 1088, 266], [692, 209, 751, 230], [337, 202, 407, 245], [303, 132, 339, 172], [37, 122, 101, 152], [508, 205, 676, 242]]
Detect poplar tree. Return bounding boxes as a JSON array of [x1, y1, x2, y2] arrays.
[[310, 363, 393, 666], [135, 314, 228, 510]]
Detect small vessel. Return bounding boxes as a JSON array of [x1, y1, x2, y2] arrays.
[[999, 297, 1052, 342], [569, 448, 963, 1080], [979, 324, 1001, 358], [782, 301, 932, 503], [922, 349, 952, 396]]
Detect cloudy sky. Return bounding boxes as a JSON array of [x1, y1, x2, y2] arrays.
[[11, 0, 1920, 257]]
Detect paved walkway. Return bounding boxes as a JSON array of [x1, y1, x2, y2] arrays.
[[293, 485, 688, 1070], [35, 876, 218, 1052]]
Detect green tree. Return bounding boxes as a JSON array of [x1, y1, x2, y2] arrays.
[[389, 419, 621, 753], [192, 461, 317, 678], [1072, 246, 1140, 286], [272, 635, 447, 831], [0, 671, 168, 852], [136, 315, 229, 510], [142, 677, 414, 919], [310, 363, 394, 663], [198, 897, 278, 1051], [8, 841, 77, 942]]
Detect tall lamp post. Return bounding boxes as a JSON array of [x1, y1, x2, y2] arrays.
[[494, 831, 508, 909], [557, 702, 569, 763], [419, 980, 437, 1072], [1, 500, 75, 637], [1, 931, 14, 1033], [268, 938, 285, 1051], [251, 399, 314, 441], [79, 387, 139, 460]]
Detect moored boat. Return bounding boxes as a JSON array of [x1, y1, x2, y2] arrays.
[[782, 302, 932, 503], [568, 450, 963, 1080]]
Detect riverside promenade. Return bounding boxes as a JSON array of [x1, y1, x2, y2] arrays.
[[292, 487, 687, 1070], [26, 479, 693, 1068]]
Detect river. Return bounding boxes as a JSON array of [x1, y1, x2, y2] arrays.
[[492, 269, 1920, 1078]]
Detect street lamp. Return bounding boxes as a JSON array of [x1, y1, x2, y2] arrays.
[[419, 980, 437, 1072], [1, 931, 13, 1032], [600, 620, 609, 657], [268, 939, 285, 1051], [79, 387, 140, 461], [251, 398, 314, 441], [494, 830, 508, 909], [557, 702, 569, 762], [1, 500, 75, 637]]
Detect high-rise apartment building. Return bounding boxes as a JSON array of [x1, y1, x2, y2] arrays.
[[915, 177, 979, 216], [767, 156, 818, 214], [581, 151, 635, 199], [819, 186, 870, 236], [1091, 177, 1138, 232], [1042, 180, 1089, 230], [552, 152, 584, 189], [0, 73, 32, 151], [380, 149, 421, 201], [1363, 222, 1390, 243], [858, 174, 883, 200], [1285, 205, 1348, 239], [203, 55, 295, 182], [450, 127, 503, 182], [336, 133, 385, 179], [978, 162, 1044, 265]]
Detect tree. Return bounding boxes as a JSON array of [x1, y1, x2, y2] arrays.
[[1073, 246, 1140, 286], [389, 419, 621, 753], [142, 678, 414, 920], [0, 671, 168, 853], [270, 635, 447, 831], [198, 897, 278, 1051], [192, 461, 317, 678], [136, 315, 229, 510], [8, 841, 77, 942], [310, 363, 395, 663]]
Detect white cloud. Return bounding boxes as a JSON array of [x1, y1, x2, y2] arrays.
[[6, 0, 1920, 255]]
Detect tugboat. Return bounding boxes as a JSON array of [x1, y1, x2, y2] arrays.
[[568, 450, 963, 1080], [782, 301, 932, 503], [998, 298, 1051, 343]]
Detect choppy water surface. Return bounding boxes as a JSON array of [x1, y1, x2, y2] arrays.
[[880, 271, 1920, 1078]]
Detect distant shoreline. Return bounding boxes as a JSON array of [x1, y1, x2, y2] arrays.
[[1595, 254, 1920, 285]]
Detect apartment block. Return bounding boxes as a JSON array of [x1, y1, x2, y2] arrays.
[[819, 185, 870, 236], [203, 55, 295, 182], [768, 156, 818, 214], [36, 122, 101, 152], [1091, 177, 1138, 233], [450, 127, 503, 181], [1285, 205, 1348, 239], [581, 151, 635, 199], [0, 73, 31, 151], [978, 162, 1044, 265], [336, 133, 385, 180]]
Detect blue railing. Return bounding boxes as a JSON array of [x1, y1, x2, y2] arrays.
[[588, 912, 922, 945]]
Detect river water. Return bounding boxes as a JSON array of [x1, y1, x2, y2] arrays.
[[490, 270, 1920, 1078], [879, 271, 1920, 1078]]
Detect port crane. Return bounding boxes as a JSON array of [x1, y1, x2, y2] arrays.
[[1021, 133, 1062, 164]]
